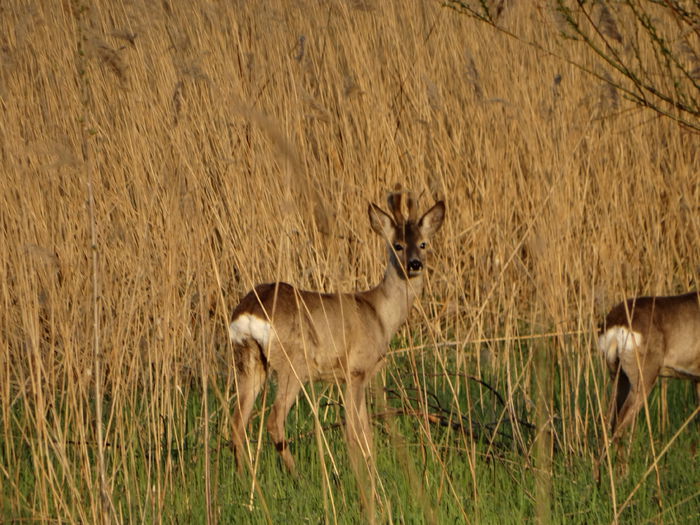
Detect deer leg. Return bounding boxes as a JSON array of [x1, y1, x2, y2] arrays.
[[612, 358, 661, 441], [345, 372, 373, 458], [596, 368, 632, 484], [609, 368, 631, 434], [359, 390, 373, 456], [232, 342, 267, 474], [345, 371, 376, 519], [267, 371, 302, 476]]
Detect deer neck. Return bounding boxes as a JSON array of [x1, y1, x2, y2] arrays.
[[366, 261, 424, 343]]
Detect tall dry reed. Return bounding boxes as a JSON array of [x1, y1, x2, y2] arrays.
[[1, 0, 698, 522]]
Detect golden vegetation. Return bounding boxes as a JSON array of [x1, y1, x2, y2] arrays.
[[1, 0, 698, 522]]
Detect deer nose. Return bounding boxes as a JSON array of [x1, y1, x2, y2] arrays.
[[408, 259, 423, 272]]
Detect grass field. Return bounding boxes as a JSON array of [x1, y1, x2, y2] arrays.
[[1, 0, 699, 523]]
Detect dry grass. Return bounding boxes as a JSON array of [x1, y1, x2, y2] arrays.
[[1, 0, 699, 523]]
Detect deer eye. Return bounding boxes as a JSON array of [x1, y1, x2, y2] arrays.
[[419, 242, 427, 249], [393, 243, 404, 252]]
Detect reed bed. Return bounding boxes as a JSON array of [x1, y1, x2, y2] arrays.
[[1, 0, 698, 523]]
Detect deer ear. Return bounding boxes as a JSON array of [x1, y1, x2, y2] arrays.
[[418, 201, 445, 238], [368, 204, 395, 239]]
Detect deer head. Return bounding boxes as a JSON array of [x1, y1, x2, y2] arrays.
[[368, 189, 445, 279]]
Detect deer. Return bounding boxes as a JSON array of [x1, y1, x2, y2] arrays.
[[228, 189, 445, 476], [598, 291, 700, 439]]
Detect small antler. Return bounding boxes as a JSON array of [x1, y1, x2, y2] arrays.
[[406, 191, 418, 222], [387, 185, 419, 224], [387, 183, 405, 224]]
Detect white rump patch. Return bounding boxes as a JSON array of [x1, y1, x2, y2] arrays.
[[229, 314, 271, 351], [598, 326, 643, 367]]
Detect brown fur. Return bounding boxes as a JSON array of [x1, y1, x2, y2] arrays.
[[600, 291, 700, 437]]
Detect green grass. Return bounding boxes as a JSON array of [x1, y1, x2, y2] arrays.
[[3, 341, 699, 524]]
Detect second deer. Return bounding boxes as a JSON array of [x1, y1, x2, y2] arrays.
[[598, 291, 700, 438], [229, 189, 445, 475]]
